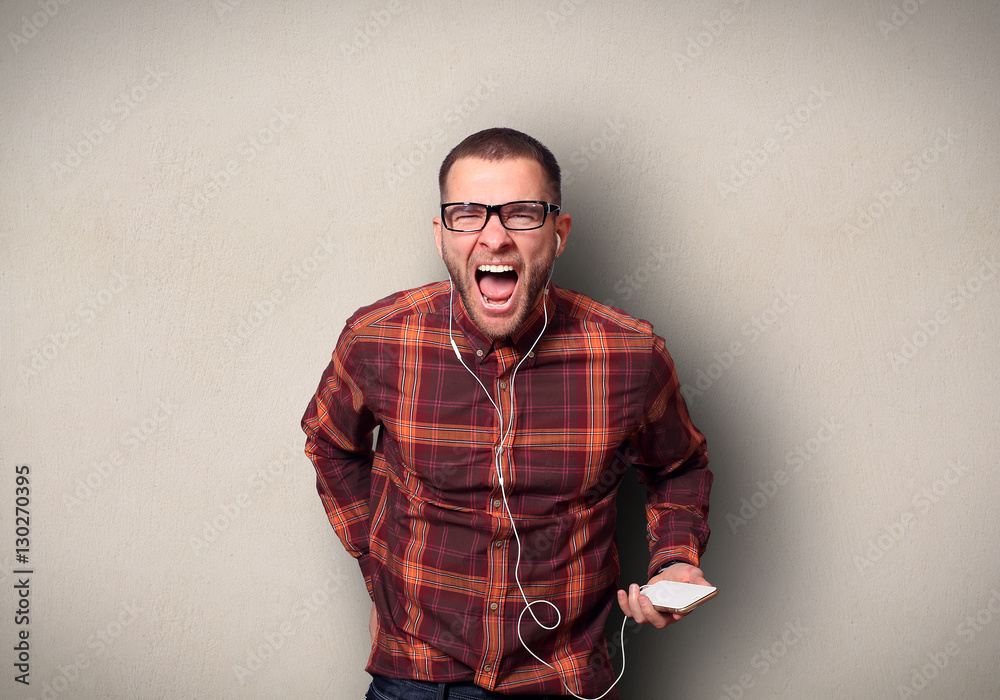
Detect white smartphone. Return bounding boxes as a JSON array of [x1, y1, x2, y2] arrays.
[[641, 580, 718, 614]]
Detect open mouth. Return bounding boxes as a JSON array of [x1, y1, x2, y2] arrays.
[[475, 264, 519, 313]]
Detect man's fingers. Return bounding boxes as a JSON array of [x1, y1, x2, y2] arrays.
[[618, 586, 650, 624], [631, 583, 672, 628], [617, 589, 631, 616], [627, 584, 647, 624]]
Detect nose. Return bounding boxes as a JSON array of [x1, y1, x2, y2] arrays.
[[476, 211, 514, 251]]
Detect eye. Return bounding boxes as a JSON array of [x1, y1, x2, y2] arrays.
[[503, 204, 543, 224], [446, 205, 487, 228]]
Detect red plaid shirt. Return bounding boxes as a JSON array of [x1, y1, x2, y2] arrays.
[[301, 281, 711, 697]]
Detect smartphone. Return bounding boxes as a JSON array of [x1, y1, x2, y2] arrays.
[[641, 580, 718, 614]]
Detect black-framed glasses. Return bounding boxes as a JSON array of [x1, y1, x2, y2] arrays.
[[440, 200, 561, 232]]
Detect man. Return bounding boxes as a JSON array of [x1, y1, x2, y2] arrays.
[[302, 128, 712, 699]]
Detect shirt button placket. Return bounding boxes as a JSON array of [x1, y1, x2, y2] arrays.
[[484, 350, 514, 689]]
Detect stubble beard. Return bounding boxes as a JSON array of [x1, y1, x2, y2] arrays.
[[442, 240, 554, 341]]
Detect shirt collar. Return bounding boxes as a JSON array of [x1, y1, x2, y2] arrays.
[[451, 283, 556, 365]]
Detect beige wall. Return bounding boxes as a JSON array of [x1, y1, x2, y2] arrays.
[[2, 0, 998, 698]]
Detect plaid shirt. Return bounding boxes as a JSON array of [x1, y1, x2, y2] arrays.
[[301, 280, 711, 697]]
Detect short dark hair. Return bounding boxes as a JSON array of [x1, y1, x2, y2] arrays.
[[438, 127, 562, 204]]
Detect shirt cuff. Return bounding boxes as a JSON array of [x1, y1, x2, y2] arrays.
[[656, 560, 691, 576]]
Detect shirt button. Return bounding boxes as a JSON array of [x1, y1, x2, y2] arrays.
[[499, 381, 508, 389], [528, 351, 534, 358], [490, 602, 499, 611], [483, 664, 492, 672], [494, 540, 503, 548], [492, 499, 502, 509], [476, 349, 483, 357]]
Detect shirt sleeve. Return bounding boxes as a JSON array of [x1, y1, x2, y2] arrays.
[[301, 323, 379, 596], [626, 334, 713, 580]]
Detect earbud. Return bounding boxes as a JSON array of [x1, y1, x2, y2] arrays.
[[554, 233, 561, 258]]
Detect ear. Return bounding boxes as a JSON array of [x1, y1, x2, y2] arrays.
[[433, 217, 444, 259], [554, 214, 571, 257]]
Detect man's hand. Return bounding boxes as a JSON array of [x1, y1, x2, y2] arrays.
[[616, 562, 711, 629], [369, 602, 378, 643]]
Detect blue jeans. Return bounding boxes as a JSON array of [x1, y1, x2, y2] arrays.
[[365, 674, 573, 700]]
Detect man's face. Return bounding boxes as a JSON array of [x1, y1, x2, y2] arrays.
[[434, 156, 571, 341]]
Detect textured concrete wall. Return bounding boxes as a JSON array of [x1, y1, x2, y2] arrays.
[[2, 0, 998, 698]]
